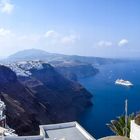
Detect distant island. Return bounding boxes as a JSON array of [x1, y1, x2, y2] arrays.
[[1, 49, 122, 80]]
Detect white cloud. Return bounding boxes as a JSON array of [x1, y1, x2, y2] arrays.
[[0, 0, 14, 14], [44, 30, 80, 45], [97, 40, 113, 47], [0, 28, 81, 57], [0, 28, 43, 57], [118, 39, 128, 47], [61, 34, 80, 45], [0, 28, 13, 37], [44, 30, 59, 38]]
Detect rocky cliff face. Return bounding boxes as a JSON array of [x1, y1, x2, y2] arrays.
[[0, 62, 92, 135], [50, 60, 99, 81], [0, 65, 48, 135]]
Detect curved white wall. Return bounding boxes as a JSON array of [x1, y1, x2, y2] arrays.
[[130, 120, 140, 140]]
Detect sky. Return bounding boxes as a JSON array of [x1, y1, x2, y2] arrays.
[[0, 0, 140, 58]]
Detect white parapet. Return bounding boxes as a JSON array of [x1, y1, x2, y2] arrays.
[[130, 120, 140, 140], [75, 122, 96, 140], [40, 121, 96, 140]]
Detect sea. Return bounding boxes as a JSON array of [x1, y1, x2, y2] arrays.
[[78, 60, 140, 139]]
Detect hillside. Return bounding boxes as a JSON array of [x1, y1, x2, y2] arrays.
[[50, 60, 99, 81], [0, 63, 92, 135]]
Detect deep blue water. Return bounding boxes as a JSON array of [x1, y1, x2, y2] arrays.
[[78, 61, 140, 139]]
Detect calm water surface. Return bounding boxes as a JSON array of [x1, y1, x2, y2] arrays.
[[78, 61, 140, 139]]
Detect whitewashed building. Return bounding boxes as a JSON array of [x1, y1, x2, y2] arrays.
[[130, 120, 140, 140]]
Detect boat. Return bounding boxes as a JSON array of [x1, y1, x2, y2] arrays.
[[115, 79, 133, 86]]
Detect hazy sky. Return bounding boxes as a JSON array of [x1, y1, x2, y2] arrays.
[[0, 0, 140, 58]]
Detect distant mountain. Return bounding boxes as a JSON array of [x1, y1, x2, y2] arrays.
[[0, 62, 92, 135], [3, 49, 119, 65], [5, 49, 64, 62]]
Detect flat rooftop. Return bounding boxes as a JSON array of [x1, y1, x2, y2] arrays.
[[40, 122, 95, 140]]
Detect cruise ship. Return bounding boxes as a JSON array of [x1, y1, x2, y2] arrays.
[[115, 79, 133, 86]]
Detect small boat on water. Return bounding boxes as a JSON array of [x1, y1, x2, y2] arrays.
[[115, 79, 133, 86]]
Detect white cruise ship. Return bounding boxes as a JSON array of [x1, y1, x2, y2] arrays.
[[115, 79, 133, 86]]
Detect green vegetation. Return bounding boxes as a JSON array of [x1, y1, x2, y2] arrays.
[[106, 113, 135, 138]]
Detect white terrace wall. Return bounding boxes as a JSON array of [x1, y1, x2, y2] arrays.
[[130, 120, 140, 140]]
